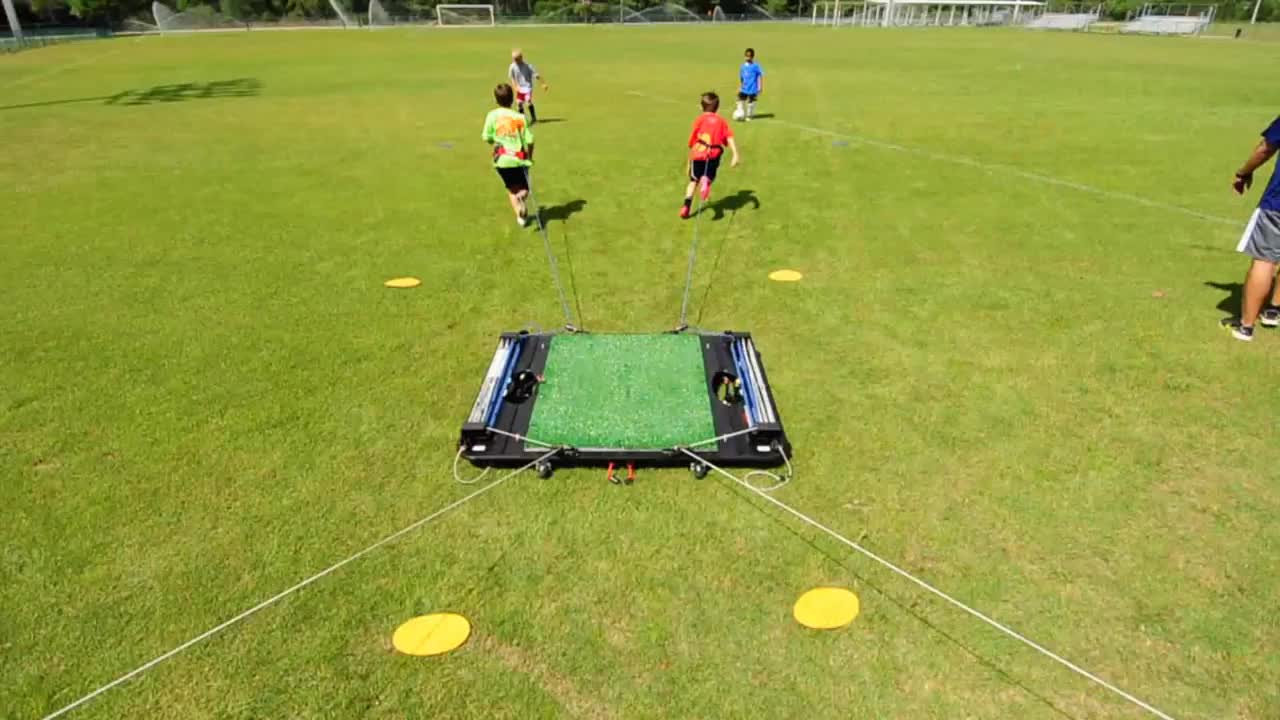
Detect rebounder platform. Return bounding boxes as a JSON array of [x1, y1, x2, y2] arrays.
[[459, 331, 792, 476]]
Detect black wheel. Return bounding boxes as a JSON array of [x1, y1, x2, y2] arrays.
[[691, 462, 709, 479], [536, 461, 554, 479]]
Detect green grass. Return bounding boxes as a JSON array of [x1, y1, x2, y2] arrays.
[[527, 334, 715, 449], [2, 24, 1279, 720], [1203, 21, 1280, 41]]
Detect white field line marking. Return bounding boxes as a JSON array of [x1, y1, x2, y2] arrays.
[[626, 90, 1237, 227], [40, 450, 557, 720], [679, 448, 1180, 720]]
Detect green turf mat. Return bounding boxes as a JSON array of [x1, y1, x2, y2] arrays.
[[527, 334, 715, 449]]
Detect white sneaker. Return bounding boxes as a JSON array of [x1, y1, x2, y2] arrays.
[[1261, 307, 1280, 328], [1221, 317, 1255, 342]]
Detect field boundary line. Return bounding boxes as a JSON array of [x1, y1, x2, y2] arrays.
[[678, 448, 1180, 720], [39, 451, 557, 720], [626, 90, 1238, 227]]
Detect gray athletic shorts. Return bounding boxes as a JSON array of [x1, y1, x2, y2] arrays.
[[1237, 208, 1280, 262]]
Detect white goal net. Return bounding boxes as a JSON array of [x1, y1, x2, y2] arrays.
[[152, 1, 242, 31], [328, 0, 356, 27], [369, 0, 392, 25], [436, 4, 495, 25]]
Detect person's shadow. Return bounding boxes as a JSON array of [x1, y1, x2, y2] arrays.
[[708, 189, 760, 220], [1205, 281, 1242, 313], [539, 199, 586, 223]]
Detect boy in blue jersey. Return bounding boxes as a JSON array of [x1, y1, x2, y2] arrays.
[[1221, 116, 1280, 342], [734, 48, 764, 122]]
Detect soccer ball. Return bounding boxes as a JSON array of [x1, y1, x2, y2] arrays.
[[732, 107, 745, 121]]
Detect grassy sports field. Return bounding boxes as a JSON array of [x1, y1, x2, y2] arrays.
[[3, 23, 1279, 719]]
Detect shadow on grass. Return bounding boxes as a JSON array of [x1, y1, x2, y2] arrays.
[[540, 199, 587, 224], [750, 113, 776, 120], [708, 188, 760, 221], [0, 78, 262, 112], [111, 78, 262, 106], [1205, 281, 1241, 314], [715, 475, 1080, 720], [534, 117, 568, 124]]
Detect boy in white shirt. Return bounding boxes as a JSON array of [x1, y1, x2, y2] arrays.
[[508, 48, 549, 125]]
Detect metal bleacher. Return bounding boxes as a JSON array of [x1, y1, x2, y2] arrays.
[[1119, 14, 1211, 33], [1026, 11, 1098, 29], [1119, 3, 1216, 34]]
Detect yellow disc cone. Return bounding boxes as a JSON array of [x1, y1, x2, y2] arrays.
[[392, 613, 471, 656], [768, 269, 803, 282], [384, 277, 422, 289], [793, 587, 860, 630]]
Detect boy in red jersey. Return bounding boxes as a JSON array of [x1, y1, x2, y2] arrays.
[[680, 92, 740, 219]]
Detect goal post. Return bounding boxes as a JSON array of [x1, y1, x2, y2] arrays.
[[813, 0, 861, 25], [436, 4, 496, 25], [2, 0, 24, 47], [813, 0, 837, 23], [328, 0, 356, 27]]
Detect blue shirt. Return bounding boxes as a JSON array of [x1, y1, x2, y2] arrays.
[[1261, 116, 1280, 212], [739, 62, 764, 96]]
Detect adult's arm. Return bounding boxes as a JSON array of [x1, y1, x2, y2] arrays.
[[1234, 139, 1277, 194]]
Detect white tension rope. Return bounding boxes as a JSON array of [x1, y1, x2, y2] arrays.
[[40, 448, 561, 720], [676, 448, 1180, 720]]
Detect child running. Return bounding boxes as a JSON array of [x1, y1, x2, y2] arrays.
[[482, 83, 536, 228], [735, 47, 764, 122], [680, 91, 740, 219], [508, 49, 549, 125]]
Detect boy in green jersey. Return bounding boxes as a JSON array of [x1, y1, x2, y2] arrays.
[[482, 83, 536, 228]]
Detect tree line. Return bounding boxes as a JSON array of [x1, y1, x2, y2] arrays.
[[8, 0, 1277, 32], [11, 0, 793, 24]]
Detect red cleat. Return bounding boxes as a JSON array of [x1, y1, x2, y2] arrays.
[[679, 204, 691, 219], [699, 177, 711, 201]]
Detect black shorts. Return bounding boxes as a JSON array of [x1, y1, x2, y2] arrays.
[[496, 166, 529, 192], [737, 92, 758, 102], [689, 157, 721, 182]]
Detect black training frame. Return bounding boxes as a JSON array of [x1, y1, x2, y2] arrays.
[[459, 330, 792, 471]]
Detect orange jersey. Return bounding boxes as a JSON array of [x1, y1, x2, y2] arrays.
[[688, 112, 733, 161]]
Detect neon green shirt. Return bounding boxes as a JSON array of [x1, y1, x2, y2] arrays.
[[481, 107, 534, 168]]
